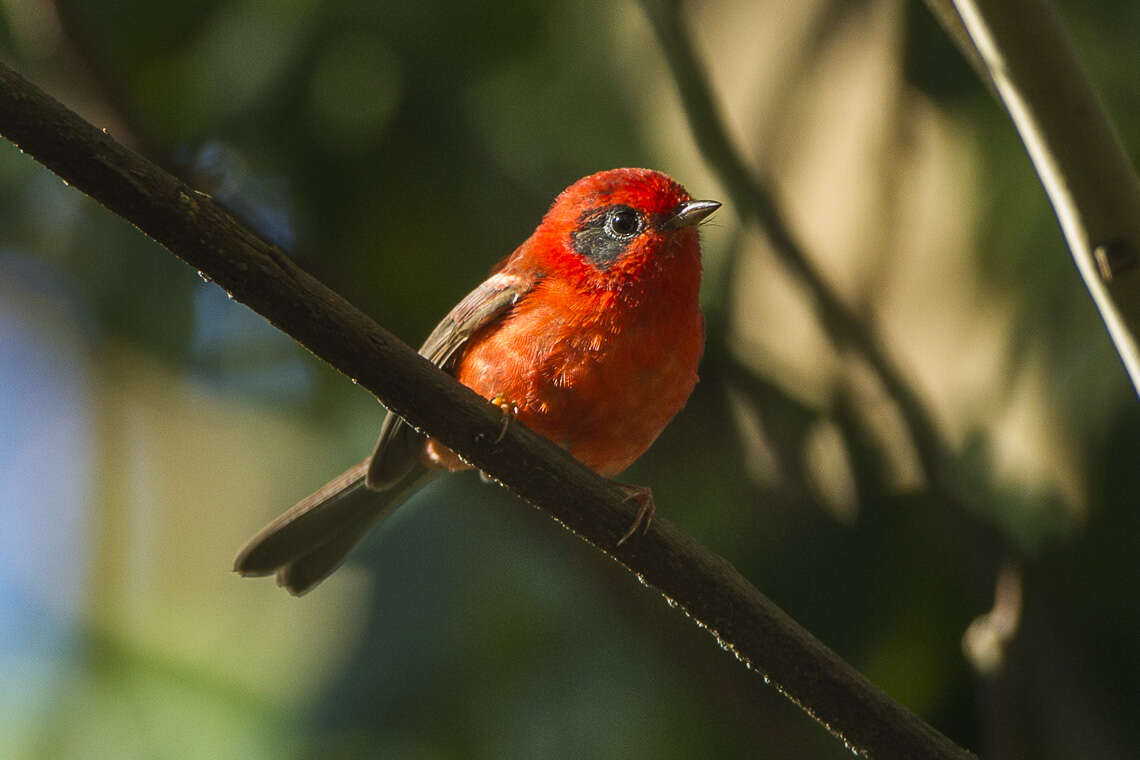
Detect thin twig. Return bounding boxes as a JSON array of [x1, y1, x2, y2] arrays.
[[0, 62, 975, 759]]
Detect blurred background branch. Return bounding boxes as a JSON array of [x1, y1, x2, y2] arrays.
[[641, 0, 1012, 648], [642, 0, 956, 497]]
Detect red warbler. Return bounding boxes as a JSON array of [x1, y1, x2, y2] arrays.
[[235, 168, 719, 594]]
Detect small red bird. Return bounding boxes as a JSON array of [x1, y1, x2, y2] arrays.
[[235, 168, 719, 594]]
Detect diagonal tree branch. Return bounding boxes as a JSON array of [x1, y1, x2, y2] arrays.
[[0, 61, 975, 759]]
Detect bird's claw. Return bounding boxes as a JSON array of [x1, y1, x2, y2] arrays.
[[490, 395, 519, 444], [614, 484, 655, 546]]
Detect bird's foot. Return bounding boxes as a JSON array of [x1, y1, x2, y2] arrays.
[[490, 395, 519, 444], [613, 483, 655, 546]]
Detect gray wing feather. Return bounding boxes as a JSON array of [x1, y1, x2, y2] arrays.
[[365, 274, 528, 488]]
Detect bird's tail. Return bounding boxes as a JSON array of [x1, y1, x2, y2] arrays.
[[234, 459, 437, 595]]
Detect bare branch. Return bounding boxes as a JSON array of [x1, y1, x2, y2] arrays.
[[945, 0, 1140, 395], [0, 61, 975, 759]]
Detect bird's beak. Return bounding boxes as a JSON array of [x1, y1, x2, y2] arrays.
[[664, 199, 722, 229]]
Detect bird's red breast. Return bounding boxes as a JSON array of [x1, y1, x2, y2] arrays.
[[423, 168, 712, 476]]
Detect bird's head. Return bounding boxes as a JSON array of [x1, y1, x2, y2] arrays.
[[531, 168, 720, 284]]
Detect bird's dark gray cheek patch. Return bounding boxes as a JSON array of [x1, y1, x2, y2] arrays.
[[571, 225, 631, 270]]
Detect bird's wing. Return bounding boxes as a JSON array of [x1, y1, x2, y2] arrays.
[[420, 269, 529, 366], [366, 268, 539, 488]]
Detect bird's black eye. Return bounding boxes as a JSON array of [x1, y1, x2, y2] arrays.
[[604, 206, 642, 239], [571, 204, 645, 270]]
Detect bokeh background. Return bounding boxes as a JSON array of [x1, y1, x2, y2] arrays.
[[2, 0, 1138, 758]]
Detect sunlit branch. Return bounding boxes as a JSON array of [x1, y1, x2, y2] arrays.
[[0, 61, 974, 760], [943, 0, 1140, 397]]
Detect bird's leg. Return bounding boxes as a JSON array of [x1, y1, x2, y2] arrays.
[[613, 483, 655, 545], [490, 394, 519, 444]]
